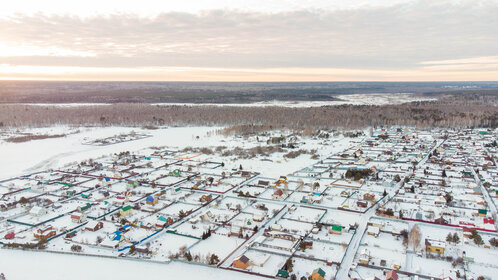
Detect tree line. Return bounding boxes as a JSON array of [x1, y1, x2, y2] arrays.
[[0, 95, 496, 129]]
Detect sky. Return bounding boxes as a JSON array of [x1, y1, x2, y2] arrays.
[[0, 0, 497, 81]]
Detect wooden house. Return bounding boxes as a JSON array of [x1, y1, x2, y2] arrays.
[[425, 239, 445, 254], [311, 268, 325, 280], [272, 189, 284, 200], [385, 269, 399, 280], [145, 195, 158, 205], [232, 255, 250, 269], [29, 206, 48, 217], [329, 224, 343, 235], [357, 200, 368, 208], [120, 205, 133, 217], [85, 220, 104, 232], [34, 225, 56, 240], [71, 212, 87, 223]]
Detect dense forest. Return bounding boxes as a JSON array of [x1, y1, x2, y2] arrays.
[[0, 93, 496, 128], [1, 81, 498, 103]]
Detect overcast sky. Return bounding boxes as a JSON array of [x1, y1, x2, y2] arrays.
[[0, 0, 497, 81]]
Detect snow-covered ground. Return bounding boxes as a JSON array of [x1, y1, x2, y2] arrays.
[[6, 92, 436, 108], [0, 249, 266, 280], [0, 126, 352, 181]]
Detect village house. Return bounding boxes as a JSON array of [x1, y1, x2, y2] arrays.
[[119, 205, 133, 217], [29, 206, 48, 217], [34, 225, 56, 240], [232, 255, 250, 269], [329, 224, 343, 234], [71, 212, 87, 223], [272, 189, 284, 199], [155, 216, 173, 229], [385, 269, 399, 280], [85, 220, 103, 232], [311, 268, 326, 280], [425, 239, 446, 254], [367, 226, 380, 237], [359, 248, 370, 265], [145, 195, 158, 205], [253, 212, 266, 222]]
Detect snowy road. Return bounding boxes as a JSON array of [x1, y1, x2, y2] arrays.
[[472, 168, 498, 229]]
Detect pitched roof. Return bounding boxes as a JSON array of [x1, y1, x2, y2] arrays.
[[312, 268, 325, 277], [385, 269, 398, 280], [238, 255, 249, 264]]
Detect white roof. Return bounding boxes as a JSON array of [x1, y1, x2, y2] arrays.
[[367, 225, 380, 234]]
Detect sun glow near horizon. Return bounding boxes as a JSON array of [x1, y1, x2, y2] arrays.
[[0, 0, 497, 81]]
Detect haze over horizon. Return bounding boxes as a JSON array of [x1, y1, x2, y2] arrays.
[[0, 0, 497, 81]]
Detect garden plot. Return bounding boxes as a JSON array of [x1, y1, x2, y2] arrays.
[[292, 166, 326, 177], [1, 178, 42, 191], [0, 222, 32, 243], [218, 195, 248, 208], [357, 244, 406, 270], [409, 255, 454, 278], [258, 187, 290, 200], [154, 175, 186, 186], [83, 133, 151, 146], [236, 185, 265, 197], [70, 221, 118, 245], [116, 209, 151, 223], [319, 193, 348, 208], [53, 174, 94, 185], [330, 179, 363, 189], [85, 204, 119, 219], [0, 185, 11, 195], [198, 161, 223, 169], [281, 190, 305, 203], [285, 206, 326, 223], [130, 185, 157, 197], [158, 202, 199, 219], [189, 233, 245, 262], [198, 182, 235, 193], [108, 182, 132, 193], [243, 249, 289, 276], [177, 192, 217, 206], [12, 205, 68, 226], [230, 212, 267, 229], [174, 220, 213, 238], [309, 226, 354, 245], [274, 219, 314, 236], [142, 169, 173, 181], [51, 185, 92, 197], [149, 232, 199, 261], [340, 197, 371, 212], [120, 227, 156, 245], [34, 193, 65, 204], [221, 175, 252, 186], [244, 202, 284, 217], [290, 258, 337, 280], [361, 182, 389, 193], [297, 239, 347, 263], [83, 169, 134, 180], [253, 236, 297, 254], [363, 232, 405, 254], [129, 167, 156, 175]]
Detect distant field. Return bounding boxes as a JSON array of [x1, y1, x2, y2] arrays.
[[1, 81, 497, 104]]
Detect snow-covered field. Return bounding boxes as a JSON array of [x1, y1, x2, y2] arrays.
[[0, 125, 352, 181], [7, 92, 436, 108], [0, 249, 266, 280]]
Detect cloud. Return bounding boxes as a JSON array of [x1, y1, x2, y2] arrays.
[[0, 0, 497, 80]]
